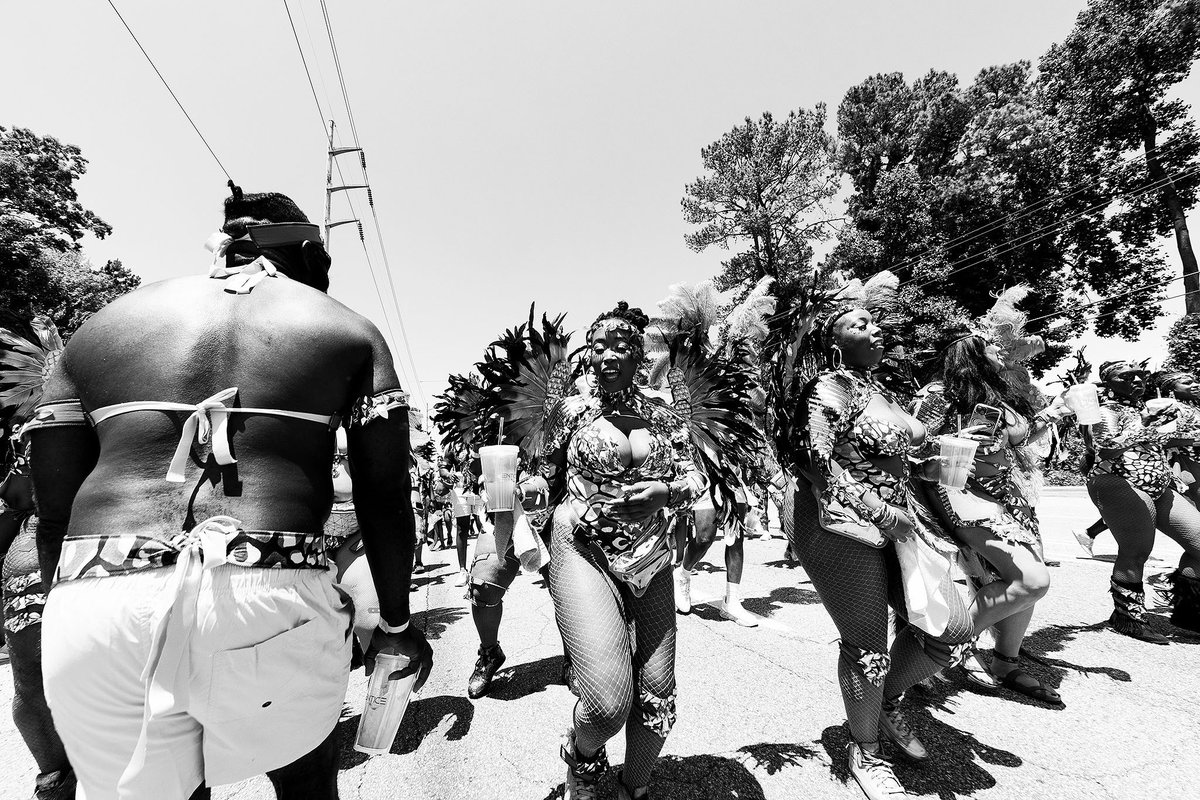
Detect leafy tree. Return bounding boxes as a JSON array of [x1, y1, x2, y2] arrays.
[[1165, 312, 1200, 370], [1, 125, 137, 339], [1040, 0, 1200, 313], [681, 107, 841, 304], [829, 61, 1177, 371]]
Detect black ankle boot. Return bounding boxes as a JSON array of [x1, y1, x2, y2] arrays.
[[1169, 571, 1200, 633], [1110, 580, 1169, 644], [467, 642, 506, 699]]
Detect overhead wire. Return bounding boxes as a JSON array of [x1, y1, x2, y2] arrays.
[[315, 1, 428, 414], [282, 0, 327, 131], [280, 0, 415, 393], [1056, 287, 1197, 337], [904, 163, 1200, 291], [105, 0, 232, 182], [888, 136, 1193, 279], [1026, 273, 1184, 331]]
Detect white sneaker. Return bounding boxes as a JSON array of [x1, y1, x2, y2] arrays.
[[718, 598, 759, 627], [848, 742, 909, 800], [1072, 529, 1095, 557], [674, 566, 692, 614], [454, 569, 469, 587]]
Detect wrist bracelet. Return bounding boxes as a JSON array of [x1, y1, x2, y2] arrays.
[[378, 618, 410, 634], [666, 481, 680, 508]]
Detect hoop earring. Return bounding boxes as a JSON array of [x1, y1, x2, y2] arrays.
[[585, 370, 597, 390], [830, 345, 843, 370]]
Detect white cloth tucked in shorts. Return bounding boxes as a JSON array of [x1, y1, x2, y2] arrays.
[[42, 564, 352, 800]]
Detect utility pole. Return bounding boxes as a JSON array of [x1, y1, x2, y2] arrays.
[[323, 120, 367, 250]]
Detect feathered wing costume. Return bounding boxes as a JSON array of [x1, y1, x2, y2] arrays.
[[469, 306, 578, 538], [476, 306, 578, 460], [647, 280, 775, 528], [432, 373, 494, 455], [0, 316, 65, 425]]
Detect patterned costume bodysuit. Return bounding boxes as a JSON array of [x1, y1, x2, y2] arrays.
[[541, 383, 705, 787], [1086, 397, 1175, 498], [912, 382, 1041, 559], [789, 367, 972, 747]]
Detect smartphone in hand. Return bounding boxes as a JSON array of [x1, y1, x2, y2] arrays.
[[968, 403, 1003, 438]]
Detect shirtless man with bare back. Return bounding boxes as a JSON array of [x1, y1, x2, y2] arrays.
[[27, 188, 432, 800]]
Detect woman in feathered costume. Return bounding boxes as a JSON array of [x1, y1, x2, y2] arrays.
[[768, 272, 975, 800], [504, 301, 706, 800], [1081, 359, 1200, 643], [911, 294, 1074, 705], [435, 309, 575, 700], [0, 316, 77, 800], [1147, 368, 1200, 630], [644, 278, 776, 627]]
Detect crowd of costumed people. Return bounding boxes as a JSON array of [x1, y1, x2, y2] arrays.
[[1, 186, 1198, 800]]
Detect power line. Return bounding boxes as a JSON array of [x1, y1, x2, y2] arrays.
[[315, 2, 428, 414], [320, 0, 362, 146], [907, 164, 1200, 289], [1071, 286, 1197, 332], [887, 136, 1193, 278], [282, 0, 327, 131], [281, 2, 425, 409], [105, 0, 232, 182], [297, 0, 340, 127], [1026, 273, 1184, 330], [905, 164, 1200, 291]]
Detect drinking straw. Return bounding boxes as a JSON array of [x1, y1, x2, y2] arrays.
[[497, 417, 505, 446]]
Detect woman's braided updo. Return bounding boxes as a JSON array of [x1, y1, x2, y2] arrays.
[[587, 301, 649, 355]]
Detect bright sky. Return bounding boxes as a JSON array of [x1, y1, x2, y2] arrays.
[[4, 1, 1197, 416]]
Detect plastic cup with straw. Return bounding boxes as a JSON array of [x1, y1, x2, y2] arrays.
[[480, 417, 519, 513]]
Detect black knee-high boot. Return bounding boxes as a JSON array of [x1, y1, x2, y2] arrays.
[[1169, 571, 1200, 634], [1110, 579, 1169, 644]]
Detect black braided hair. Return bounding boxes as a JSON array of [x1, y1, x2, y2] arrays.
[[587, 301, 649, 352]]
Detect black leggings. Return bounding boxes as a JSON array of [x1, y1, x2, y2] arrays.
[[549, 507, 676, 788], [1087, 474, 1200, 583], [790, 487, 973, 745]]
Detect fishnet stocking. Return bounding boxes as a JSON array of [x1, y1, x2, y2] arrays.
[[791, 482, 971, 744], [1088, 475, 1200, 583], [2, 521, 69, 775], [549, 508, 676, 788]]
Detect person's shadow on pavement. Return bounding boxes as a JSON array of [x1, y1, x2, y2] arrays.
[[540, 753, 767, 800], [820, 720, 1020, 800], [487, 654, 566, 702]]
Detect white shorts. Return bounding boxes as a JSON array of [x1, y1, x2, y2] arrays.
[[43, 565, 352, 800]]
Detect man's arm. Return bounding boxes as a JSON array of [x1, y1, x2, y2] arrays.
[[345, 321, 432, 686], [27, 351, 100, 589], [346, 325, 415, 628]]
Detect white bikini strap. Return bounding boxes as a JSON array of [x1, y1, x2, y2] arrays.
[[207, 255, 282, 294], [89, 389, 335, 482]]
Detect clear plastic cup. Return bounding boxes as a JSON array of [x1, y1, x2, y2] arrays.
[[479, 445, 519, 512], [354, 652, 416, 756], [938, 436, 978, 491], [1145, 397, 1177, 414], [1064, 384, 1102, 425]]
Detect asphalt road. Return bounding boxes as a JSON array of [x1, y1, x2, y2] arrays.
[[1, 487, 1195, 800]]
